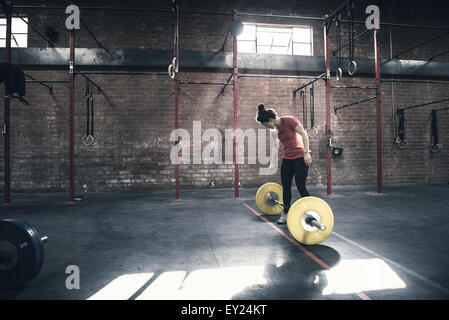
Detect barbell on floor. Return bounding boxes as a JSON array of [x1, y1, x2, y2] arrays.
[[0, 219, 48, 289], [255, 182, 334, 245]]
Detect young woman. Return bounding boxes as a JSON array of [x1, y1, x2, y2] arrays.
[[256, 104, 312, 224]]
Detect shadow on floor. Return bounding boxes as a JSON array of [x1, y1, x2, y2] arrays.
[[232, 244, 341, 299]]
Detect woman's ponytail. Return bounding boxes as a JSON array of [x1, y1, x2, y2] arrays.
[[256, 104, 277, 123]]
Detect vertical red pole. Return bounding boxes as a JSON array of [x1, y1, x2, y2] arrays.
[[173, 0, 180, 200], [69, 29, 75, 203], [3, 1, 12, 205], [233, 9, 239, 200], [324, 17, 332, 196], [374, 29, 383, 194]]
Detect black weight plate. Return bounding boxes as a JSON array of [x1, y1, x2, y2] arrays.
[[0, 219, 43, 289], [0, 240, 18, 271]]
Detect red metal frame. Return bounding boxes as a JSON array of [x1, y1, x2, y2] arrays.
[[323, 16, 332, 196], [173, 0, 180, 200], [69, 30, 75, 203], [3, 1, 12, 205], [374, 29, 383, 194], [233, 9, 239, 199], [174, 73, 179, 200]]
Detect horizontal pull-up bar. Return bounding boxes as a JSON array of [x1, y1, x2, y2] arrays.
[[293, 73, 326, 94], [76, 71, 168, 76], [239, 74, 322, 80], [13, 5, 170, 12], [179, 81, 233, 86], [237, 12, 324, 21], [381, 79, 449, 85], [13, 5, 232, 16], [334, 95, 376, 113], [26, 80, 69, 83], [330, 85, 377, 89], [397, 97, 449, 112]]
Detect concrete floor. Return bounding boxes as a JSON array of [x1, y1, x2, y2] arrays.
[[0, 183, 448, 300]]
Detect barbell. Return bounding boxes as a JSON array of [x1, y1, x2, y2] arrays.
[[256, 182, 334, 245], [0, 219, 48, 289]]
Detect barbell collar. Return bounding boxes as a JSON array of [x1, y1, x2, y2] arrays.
[[273, 199, 287, 208], [305, 216, 326, 231], [266, 193, 287, 208]]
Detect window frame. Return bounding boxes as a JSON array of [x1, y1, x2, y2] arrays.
[[0, 16, 29, 48], [237, 22, 313, 56]]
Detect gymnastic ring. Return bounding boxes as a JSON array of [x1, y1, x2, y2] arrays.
[[430, 144, 442, 153], [348, 60, 357, 76], [172, 57, 179, 73], [91, 136, 97, 146], [174, 138, 183, 151], [307, 127, 318, 138], [336, 68, 342, 81], [82, 135, 90, 145], [83, 135, 94, 146], [397, 139, 408, 149], [168, 64, 176, 79]]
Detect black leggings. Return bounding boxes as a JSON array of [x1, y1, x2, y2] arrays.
[[281, 157, 310, 213]]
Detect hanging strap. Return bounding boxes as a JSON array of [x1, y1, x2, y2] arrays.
[[310, 84, 314, 129], [430, 110, 441, 152], [336, 13, 341, 67], [86, 79, 90, 139], [90, 93, 97, 146], [82, 79, 92, 145], [348, 1, 355, 62], [82, 79, 97, 146], [431, 110, 438, 144], [308, 83, 318, 137], [303, 90, 308, 130], [300, 90, 307, 130], [347, 0, 358, 76], [398, 110, 405, 140], [336, 12, 343, 81], [396, 110, 408, 148]]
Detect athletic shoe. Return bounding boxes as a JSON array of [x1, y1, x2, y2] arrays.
[[277, 213, 287, 225]]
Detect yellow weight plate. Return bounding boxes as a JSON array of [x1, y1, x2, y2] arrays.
[[287, 196, 334, 245], [255, 182, 284, 215]]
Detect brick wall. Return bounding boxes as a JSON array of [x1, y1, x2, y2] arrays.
[[0, 0, 448, 193]]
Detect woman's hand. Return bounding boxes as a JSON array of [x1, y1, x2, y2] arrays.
[[294, 123, 312, 167], [304, 152, 312, 167]]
